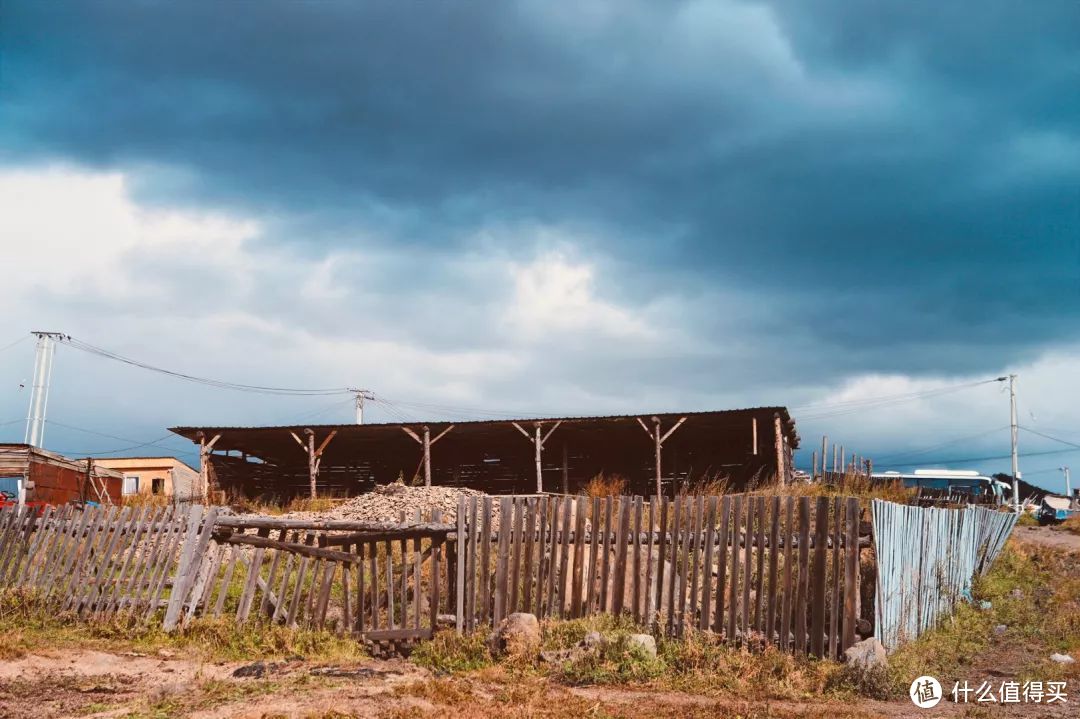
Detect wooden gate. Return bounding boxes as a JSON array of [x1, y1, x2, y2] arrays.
[[196, 512, 456, 645]]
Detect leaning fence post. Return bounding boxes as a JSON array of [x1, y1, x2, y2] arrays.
[[163, 506, 216, 631], [456, 496, 465, 633]]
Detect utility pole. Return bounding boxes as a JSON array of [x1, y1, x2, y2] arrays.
[[349, 388, 374, 424], [1009, 374, 1021, 513], [1060, 466, 1071, 503], [24, 331, 64, 448]]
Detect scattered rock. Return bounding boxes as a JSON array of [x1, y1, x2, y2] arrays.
[[582, 631, 605, 648], [1009, 588, 1024, 599], [487, 612, 541, 658], [539, 648, 577, 663], [993, 624, 1008, 636], [1049, 653, 1075, 664], [156, 648, 177, 659], [310, 666, 402, 678], [232, 661, 267, 678], [978, 600, 993, 610], [844, 637, 887, 669], [626, 634, 657, 659]]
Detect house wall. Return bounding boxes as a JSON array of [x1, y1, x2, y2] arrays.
[[29, 457, 122, 504], [94, 457, 198, 499]]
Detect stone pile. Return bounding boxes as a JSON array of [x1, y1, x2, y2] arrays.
[[286, 482, 494, 526]]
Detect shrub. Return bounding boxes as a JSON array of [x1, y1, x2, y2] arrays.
[[411, 630, 493, 673]]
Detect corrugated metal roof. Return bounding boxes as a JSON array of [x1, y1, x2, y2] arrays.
[[170, 406, 795, 435]]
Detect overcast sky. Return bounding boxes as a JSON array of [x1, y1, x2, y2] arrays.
[[1, 1, 1078, 492]]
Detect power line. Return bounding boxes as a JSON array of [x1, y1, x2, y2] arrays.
[[878, 446, 1080, 467], [1018, 425, 1080, 450], [60, 336, 352, 396], [43, 420, 190, 456], [795, 378, 1004, 421], [873, 426, 1010, 463], [0, 334, 30, 354]]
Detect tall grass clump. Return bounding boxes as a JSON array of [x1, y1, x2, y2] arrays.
[[583, 473, 628, 498]]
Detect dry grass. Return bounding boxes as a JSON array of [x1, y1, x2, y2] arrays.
[[886, 540, 1080, 692], [120, 493, 173, 508], [413, 614, 847, 702], [227, 493, 346, 515], [583, 473, 628, 498], [1061, 514, 1080, 535], [742, 472, 913, 504], [0, 588, 365, 663]]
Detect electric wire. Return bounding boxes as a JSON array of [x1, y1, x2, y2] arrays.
[[872, 426, 1010, 464], [43, 420, 191, 456], [1018, 425, 1080, 450], [59, 336, 352, 396], [0, 334, 31, 354], [794, 378, 1004, 421]]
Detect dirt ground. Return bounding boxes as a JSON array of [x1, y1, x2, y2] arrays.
[[1, 525, 1076, 719], [1010, 523, 1080, 552], [0, 646, 1073, 719]]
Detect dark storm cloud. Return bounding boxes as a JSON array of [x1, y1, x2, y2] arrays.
[[2, 0, 1079, 380]]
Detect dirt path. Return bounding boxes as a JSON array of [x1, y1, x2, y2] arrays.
[[1011, 524, 1080, 552], [1, 647, 1073, 719]]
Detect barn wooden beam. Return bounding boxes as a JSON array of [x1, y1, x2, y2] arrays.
[[197, 431, 221, 502], [511, 420, 560, 493], [402, 425, 454, 487], [773, 413, 786, 486], [305, 429, 317, 499], [637, 416, 687, 498]]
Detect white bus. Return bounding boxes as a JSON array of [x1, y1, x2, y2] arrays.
[[870, 469, 1007, 505]]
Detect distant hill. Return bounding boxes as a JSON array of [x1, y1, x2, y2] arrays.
[[992, 473, 1060, 503]]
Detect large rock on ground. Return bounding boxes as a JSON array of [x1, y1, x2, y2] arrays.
[[626, 634, 657, 659], [487, 612, 541, 658], [844, 637, 887, 669]]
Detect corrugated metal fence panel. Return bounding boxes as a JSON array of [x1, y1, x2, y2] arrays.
[[872, 500, 1018, 650]]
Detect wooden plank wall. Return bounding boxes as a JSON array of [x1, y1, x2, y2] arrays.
[[455, 494, 863, 659], [872, 500, 1018, 650]]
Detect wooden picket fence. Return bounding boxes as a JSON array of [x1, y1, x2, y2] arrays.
[[454, 494, 865, 659], [0, 503, 456, 648], [0, 496, 864, 658], [0, 503, 216, 621]]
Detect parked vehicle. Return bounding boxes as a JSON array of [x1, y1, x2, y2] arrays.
[[1037, 495, 1078, 525], [871, 469, 1005, 505]]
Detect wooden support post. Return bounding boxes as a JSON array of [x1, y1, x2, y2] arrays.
[[401, 424, 453, 487], [306, 429, 317, 499], [752, 417, 758, 455], [423, 426, 432, 487], [197, 432, 221, 502], [773, 414, 786, 486], [820, 436, 827, 481], [811, 451, 817, 481], [291, 428, 337, 499], [636, 416, 687, 498], [561, 443, 569, 495], [512, 421, 560, 494], [653, 418, 663, 497], [534, 424, 543, 493]]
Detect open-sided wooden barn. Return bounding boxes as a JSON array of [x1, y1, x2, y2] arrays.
[[171, 407, 798, 501]]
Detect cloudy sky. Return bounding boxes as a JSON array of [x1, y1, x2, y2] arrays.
[[1, 1, 1077, 492]]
